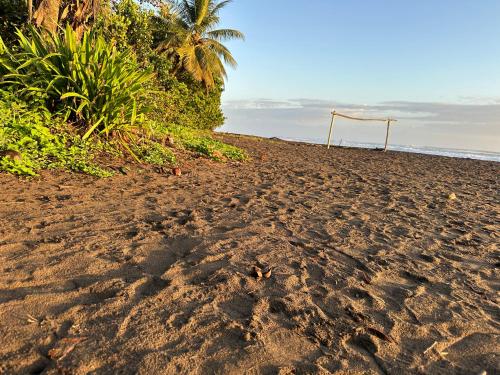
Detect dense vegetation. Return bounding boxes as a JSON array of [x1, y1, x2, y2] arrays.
[[0, 0, 245, 176]]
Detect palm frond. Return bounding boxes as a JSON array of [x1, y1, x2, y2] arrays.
[[209, 0, 232, 15], [157, 0, 243, 88], [207, 28, 244, 41], [204, 39, 237, 67]]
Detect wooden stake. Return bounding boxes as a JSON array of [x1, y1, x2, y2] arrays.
[[327, 110, 336, 149], [384, 119, 391, 152]]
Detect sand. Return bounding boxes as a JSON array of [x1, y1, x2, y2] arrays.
[[0, 134, 499, 374]]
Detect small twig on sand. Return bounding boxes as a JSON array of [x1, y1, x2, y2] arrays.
[[424, 341, 438, 355], [26, 314, 40, 324], [464, 280, 486, 295], [366, 327, 395, 343], [327, 245, 373, 274], [405, 305, 422, 325]]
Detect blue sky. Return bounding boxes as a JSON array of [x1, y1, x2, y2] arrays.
[[216, 0, 500, 152]]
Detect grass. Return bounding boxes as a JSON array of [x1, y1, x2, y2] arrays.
[[0, 93, 112, 177]]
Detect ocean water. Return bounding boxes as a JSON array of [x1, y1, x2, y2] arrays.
[[284, 137, 500, 163]]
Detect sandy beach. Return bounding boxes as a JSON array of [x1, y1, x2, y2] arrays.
[[0, 134, 498, 374]]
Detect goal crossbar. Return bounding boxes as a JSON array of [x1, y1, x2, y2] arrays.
[[332, 112, 397, 123]]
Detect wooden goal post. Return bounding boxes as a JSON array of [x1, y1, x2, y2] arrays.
[[327, 110, 397, 152]]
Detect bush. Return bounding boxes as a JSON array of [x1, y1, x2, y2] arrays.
[[0, 91, 111, 176], [0, 25, 153, 139], [146, 77, 225, 131], [132, 139, 176, 166]]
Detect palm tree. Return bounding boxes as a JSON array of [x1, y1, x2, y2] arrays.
[[156, 0, 244, 89]]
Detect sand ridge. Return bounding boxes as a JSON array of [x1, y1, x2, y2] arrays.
[[0, 134, 499, 374]]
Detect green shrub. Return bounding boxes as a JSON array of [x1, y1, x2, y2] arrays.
[[0, 91, 111, 177], [0, 25, 153, 139], [146, 63, 225, 131], [132, 140, 176, 165], [152, 123, 247, 161]]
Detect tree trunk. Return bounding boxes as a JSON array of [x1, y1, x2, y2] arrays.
[[71, 0, 101, 40], [33, 0, 61, 33], [27, 0, 33, 22]]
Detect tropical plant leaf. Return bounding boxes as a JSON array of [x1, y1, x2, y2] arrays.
[[0, 25, 153, 139]]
